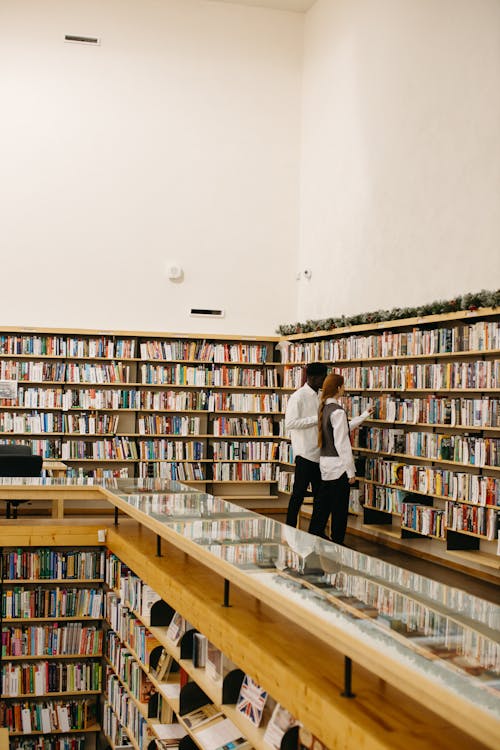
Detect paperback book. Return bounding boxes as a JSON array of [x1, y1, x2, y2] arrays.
[[182, 703, 223, 729], [263, 703, 298, 750]]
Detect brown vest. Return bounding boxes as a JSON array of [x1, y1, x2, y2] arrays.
[[320, 402, 348, 458]]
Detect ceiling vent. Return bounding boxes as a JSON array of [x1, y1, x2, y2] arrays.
[[64, 34, 101, 45], [190, 308, 225, 318]]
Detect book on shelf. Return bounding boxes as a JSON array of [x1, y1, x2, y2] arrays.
[[159, 694, 175, 724], [194, 717, 250, 750], [140, 672, 156, 704], [182, 703, 223, 729], [205, 642, 236, 685], [152, 722, 186, 743], [179, 667, 190, 690], [141, 585, 161, 625], [152, 648, 175, 682], [236, 674, 268, 727], [193, 632, 208, 668], [166, 612, 187, 645], [263, 703, 298, 749]]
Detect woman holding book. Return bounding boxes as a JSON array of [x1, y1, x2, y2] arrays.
[[308, 373, 372, 544]]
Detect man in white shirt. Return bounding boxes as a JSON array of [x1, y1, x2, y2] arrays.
[[284, 362, 328, 527]]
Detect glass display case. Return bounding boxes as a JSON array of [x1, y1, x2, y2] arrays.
[[1, 476, 498, 747], [100, 479, 500, 741]]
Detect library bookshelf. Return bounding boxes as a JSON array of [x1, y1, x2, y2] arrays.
[[0, 545, 104, 750], [0, 516, 497, 750], [0, 326, 292, 514], [2, 308, 500, 582], [281, 306, 500, 580]]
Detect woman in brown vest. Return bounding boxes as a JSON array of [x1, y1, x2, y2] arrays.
[[308, 373, 372, 544]]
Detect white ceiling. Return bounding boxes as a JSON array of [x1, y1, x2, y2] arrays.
[[208, 0, 317, 12]]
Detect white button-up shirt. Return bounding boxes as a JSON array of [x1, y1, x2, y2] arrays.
[[285, 382, 321, 463], [320, 398, 371, 480]]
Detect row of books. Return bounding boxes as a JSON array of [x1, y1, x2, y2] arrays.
[[9, 735, 86, 750], [356, 427, 500, 468], [105, 673, 150, 748], [446, 502, 498, 540], [0, 360, 133, 385], [2, 587, 103, 619], [106, 632, 157, 704], [364, 457, 500, 506], [0, 388, 289, 414], [212, 462, 277, 482], [138, 415, 202, 435], [0, 335, 135, 358], [0, 699, 96, 733], [1, 660, 102, 697], [0, 362, 66, 382], [140, 364, 280, 388], [107, 606, 159, 667], [212, 416, 276, 436], [0, 412, 120, 434], [116, 573, 161, 627], [60, 437, 138, 460], [1, 549, 105, 582], [278, 321, 500, 361], [65, 363, 133, 384], [137, 462, 206, 481], [139, 341, 269, 364], [333, 361, 500, 390], [277, 469, 294, 493], [1, 624, 103, 657], [138, 440, 205, 461], [211, 441, 287, 461], [401, 503, 446, 539], [363, 484, 409, 515], [345, 394, 500, 427]]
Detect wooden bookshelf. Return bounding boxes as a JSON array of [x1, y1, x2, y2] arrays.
[[0, 326, 289, 510], [0, 545, 104, 745], [279, 307, 500, 577]]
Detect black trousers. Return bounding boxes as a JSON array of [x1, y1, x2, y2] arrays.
[[286, 455, 322, 527], [308, 472, 350, 544]]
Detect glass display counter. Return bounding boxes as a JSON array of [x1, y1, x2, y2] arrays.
[[0, 476, 498, 747], [97, 478, 500, 749]]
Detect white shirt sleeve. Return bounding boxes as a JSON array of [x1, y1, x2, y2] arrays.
[[285, 392, 318, 431], [348, 409, 371, 431], [331, 408, 356, 478]]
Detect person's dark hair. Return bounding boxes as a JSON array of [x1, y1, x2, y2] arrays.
[[306, 362, 328, 378], [318, 372, 345, 448]]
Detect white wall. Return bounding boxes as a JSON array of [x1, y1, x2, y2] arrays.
[[0, 0, 302, 335], [298, 0, 500, 321]]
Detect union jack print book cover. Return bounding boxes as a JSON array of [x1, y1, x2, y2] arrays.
[[235, 675, 268, 727]]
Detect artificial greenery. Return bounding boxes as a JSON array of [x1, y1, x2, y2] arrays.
[[276, 289, 500, 336]]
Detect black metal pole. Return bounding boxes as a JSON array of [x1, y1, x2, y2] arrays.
[[222, 579, 231, 607], [114, 507, 119, 526], [156, 535, 162, 557], [341, 656, 355, 698]]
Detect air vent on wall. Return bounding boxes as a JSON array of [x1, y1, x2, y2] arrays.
[[64, 34, 101, 45], [190, 308, 225, 318]]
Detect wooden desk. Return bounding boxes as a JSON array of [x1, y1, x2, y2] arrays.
[[0, 484, 103, 519]]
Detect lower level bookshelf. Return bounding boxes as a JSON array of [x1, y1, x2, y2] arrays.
[[0, 519, 498, 750]]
